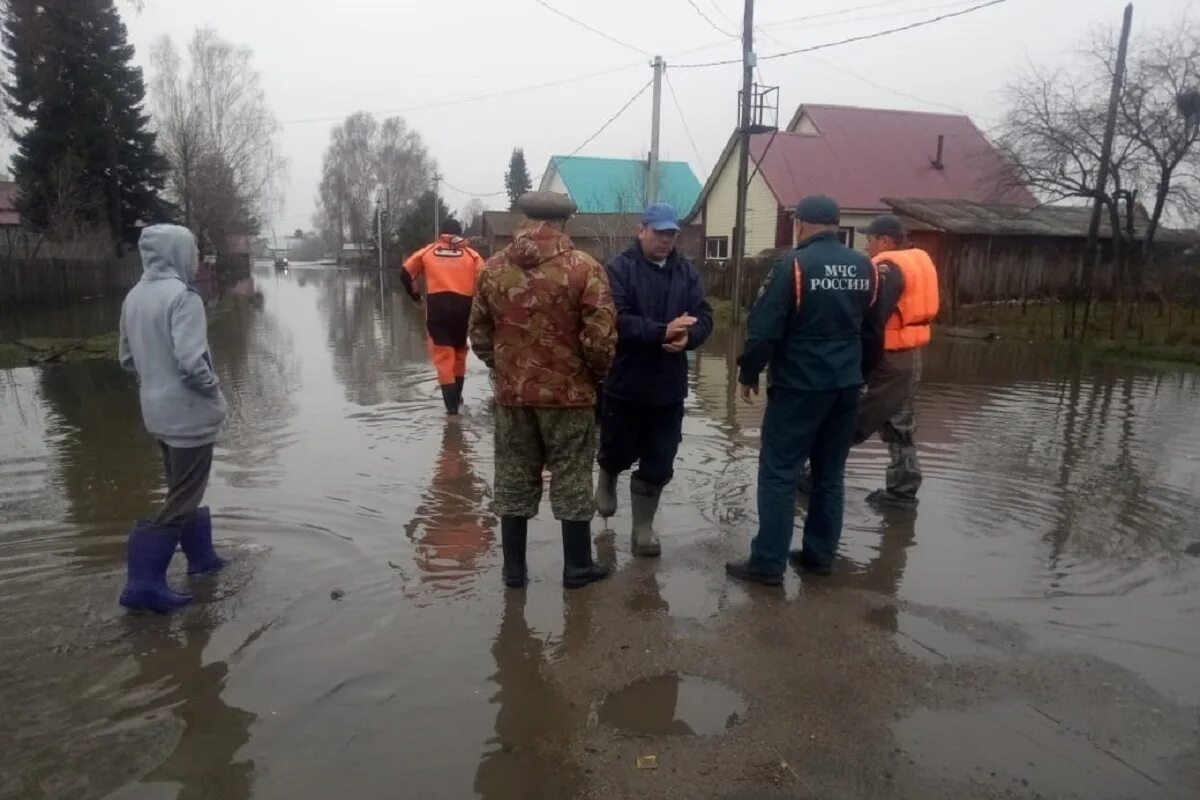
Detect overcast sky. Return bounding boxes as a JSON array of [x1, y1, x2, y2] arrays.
[[115, 0, 1194, 235]]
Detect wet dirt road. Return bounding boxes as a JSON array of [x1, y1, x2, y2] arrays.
[[2, 263, 1198, 799]]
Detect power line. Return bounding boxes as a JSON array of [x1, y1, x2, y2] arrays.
[[769, 0, 996, 34], [685, 0, 738, 38], [675, 0, 1009, 69], [664, 69, 708, 177], [439, 78, 655, 198], [533, 0, 651, 57], [280, 62, 642, 125], [561, 78, 654, 160], [803, 51, 974, 116], [759, 0, 930, 27]]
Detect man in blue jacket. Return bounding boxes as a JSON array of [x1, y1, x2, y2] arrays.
[[595, 203, 713, 557], [726, 196, 884, 585], [117, 224, 229, 613]]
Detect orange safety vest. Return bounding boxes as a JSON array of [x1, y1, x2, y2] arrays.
[[872, 247, 939, 351], [403, 235, 482, 298]]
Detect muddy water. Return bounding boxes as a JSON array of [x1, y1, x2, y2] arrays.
[[1, 263, 1198, 799]]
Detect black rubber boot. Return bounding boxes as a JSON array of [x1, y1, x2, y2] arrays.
[[440, 384, 459, 415], [562, 520, 610, 589], [501, 516, 528, 588], [454, 376, 465, 409]]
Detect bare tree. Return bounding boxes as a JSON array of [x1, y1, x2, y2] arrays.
[[148, 29, 285, 252], [460, 197, 486, 231], [315, 112, 433, 250], [1118, 24, 1200, 254]]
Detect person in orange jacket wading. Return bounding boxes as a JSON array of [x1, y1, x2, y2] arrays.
[[402, 219, 485, 415], [855, 214, 940, 508]]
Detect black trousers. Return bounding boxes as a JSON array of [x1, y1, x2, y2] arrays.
[[597, 397, 684, 488], [154, 442, 214, 525]]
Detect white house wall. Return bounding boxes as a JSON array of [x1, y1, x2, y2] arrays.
[[540, 170, 569, 194], [705, 141, 779, 258]]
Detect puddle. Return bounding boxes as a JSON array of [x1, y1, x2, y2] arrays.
[[893, 701, 1172, 797], [596, 674, 747, 736], [867, 608, 995, 664]]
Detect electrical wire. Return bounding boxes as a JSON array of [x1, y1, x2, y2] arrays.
[[437, 78, 655, 198], [533, 0, 651, 57], [280, 62, 642, 125], [664, 69, 709, 177], [768, 0, 998, 34], [674, 0, 1009, 69], [758, 0, 932, 28], [685, 0, 738, 38]]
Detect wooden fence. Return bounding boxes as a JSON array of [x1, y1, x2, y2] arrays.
[[0, 256, 142, 307]]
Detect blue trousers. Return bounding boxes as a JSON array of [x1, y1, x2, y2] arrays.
[[750, 386, 860, 574]]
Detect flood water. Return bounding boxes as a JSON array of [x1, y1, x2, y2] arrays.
[[2, 262, 1198, 799]]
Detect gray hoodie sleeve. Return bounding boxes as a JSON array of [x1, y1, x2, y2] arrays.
[[169, 290, 220, 394], [118, 305, 137, 374]]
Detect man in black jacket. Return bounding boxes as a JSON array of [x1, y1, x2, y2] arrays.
[[595, 203, 713, 557]]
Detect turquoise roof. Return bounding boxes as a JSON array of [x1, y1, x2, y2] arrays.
[[547, 156, 702, 215]]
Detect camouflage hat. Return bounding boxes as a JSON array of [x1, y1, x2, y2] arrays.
[[516, 191, 577, 221]]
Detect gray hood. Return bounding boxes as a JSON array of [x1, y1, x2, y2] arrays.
[[138, 224, 198, 283]]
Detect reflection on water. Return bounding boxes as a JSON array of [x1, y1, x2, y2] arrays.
[[405, 422, 494, 595], [1, 263, 1199, 797]]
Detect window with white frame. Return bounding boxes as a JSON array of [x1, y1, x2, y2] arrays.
[[705, 236, 730, 260], [837, 227, 856, 248]]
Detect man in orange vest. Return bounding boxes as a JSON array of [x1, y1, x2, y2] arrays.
[[856, 214, 939, 508], [402, 219, 484, 415]]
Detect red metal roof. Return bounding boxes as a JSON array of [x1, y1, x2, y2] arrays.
[[750, 105, 1036, 211]]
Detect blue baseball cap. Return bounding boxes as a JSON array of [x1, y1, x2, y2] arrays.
[[641, 203, 680, 232]]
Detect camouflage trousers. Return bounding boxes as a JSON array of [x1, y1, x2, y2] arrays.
[[855, 348, 923, 498], [493, 406, 597, 522]]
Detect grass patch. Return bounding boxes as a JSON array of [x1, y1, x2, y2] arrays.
[[0, 342, 27, 369], [952, 301, 1200, 366]]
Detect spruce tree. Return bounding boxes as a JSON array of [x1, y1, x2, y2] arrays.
[[504, 148, 532, 210], [3, 0, 171, 248]]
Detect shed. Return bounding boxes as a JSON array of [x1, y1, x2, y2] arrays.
[[477, 211, 703, 265], [882, 197, 1200, 317]]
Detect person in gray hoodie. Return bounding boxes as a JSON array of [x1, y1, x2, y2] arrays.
[[117, 224, 228, 612]]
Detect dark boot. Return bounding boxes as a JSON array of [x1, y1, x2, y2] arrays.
[[562, 520, 609, 589], [788, 549, 833, 576], [866, 489, 918, 510], [119, 522, 193, 613], [594, 468, 618, 519], [454, 376, 465, 409], [501, 516, 528, 588], [180, 506, 226, 575], [629, 477, 662, 557], [440, 383, 459, 415], [724, 558, 784, 586]]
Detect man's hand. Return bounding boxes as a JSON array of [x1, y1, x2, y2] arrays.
[[662, 328, 688, 353], [664, 314, 697, 342], [740, 383, 759, 403]]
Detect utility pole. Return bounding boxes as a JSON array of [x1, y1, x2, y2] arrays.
[[730, 0, 755, 324], [1077, 1, 1133, 339], [377, 197, 384, 273], [647, 55, 664, 207], [433, 173, 442, 240]]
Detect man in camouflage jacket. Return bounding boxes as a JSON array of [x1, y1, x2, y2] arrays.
[[470, 191, 618, 590]]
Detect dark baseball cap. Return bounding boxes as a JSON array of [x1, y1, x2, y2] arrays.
[[641, 203, 681, 232], [866, 214, 908, 239], [793, 195, 840, 225]]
